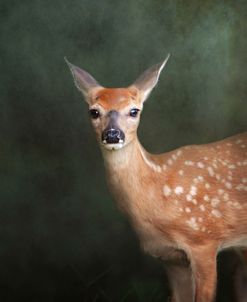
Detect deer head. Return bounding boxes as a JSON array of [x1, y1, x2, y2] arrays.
[[65, 55, 170, 151]]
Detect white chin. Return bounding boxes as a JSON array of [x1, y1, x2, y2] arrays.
[[102, 143, 124, 150]]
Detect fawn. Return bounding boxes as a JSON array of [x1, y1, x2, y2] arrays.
[[66, 55, 247, 302]]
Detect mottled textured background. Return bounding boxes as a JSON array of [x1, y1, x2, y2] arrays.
[[1, 0, 247, 301]]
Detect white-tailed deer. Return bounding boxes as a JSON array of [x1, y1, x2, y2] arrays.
[[66, 56, 247, 302]]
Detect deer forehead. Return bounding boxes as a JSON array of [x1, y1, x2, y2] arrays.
[[90, 87, 140, 110]]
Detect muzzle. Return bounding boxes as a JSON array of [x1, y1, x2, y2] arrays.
[[102, 128, 125, 144]]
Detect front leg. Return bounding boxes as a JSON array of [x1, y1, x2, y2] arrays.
[[161, 248, 194, 302], [190, 245, 217, 302], [165, 263, 194, 302]]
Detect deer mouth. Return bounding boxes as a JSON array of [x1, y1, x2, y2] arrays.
[[102, 141, 125, 150]]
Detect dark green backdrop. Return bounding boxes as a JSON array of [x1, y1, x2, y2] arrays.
[[1, 1, 246, 301]]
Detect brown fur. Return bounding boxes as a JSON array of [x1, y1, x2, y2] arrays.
[[98, 89, 247, 302], [67, 58, 247, 302], [98, 91, 247, 302]]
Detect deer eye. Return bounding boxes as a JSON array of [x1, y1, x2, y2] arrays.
[[89, 109, 100, 119], [129, 108, 140, 118]]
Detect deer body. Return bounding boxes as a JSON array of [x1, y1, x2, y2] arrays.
[[103, 133, 247, 253], [66, 56, 247, 302]]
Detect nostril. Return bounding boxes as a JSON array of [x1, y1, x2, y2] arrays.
[[107, 129, 120, 138], [102, 128, 124, 144]]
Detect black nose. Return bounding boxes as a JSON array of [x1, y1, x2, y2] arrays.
[[102, 128, 125, 144]]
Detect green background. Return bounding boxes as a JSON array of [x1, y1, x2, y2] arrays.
[[1, 0, 246, 301]]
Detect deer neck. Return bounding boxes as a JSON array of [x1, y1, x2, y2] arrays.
[[100, 137, 161, 214], [101, 137, 147, 177]]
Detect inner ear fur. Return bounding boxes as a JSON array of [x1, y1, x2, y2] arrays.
[[65, 57, 103, 102], [131, 54, 170, 103]]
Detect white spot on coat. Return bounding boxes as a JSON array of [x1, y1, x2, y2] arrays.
[[163, 185, 171, 196], [193, 178, 199, 184], [225, 182, 232, 189], [167, 159, 173, 166], [211, 209, 222, 218], [186, 217, 199, 230], [216, 174, 221, 181], [218, 189, 224, 195], [211, 197, 220, 207], [199, 204, 205, 211], [192, 199, 197, 205], [178, 170, 184, 176], [162, 164, 167, 171], [172, 154, 177, 160], [197, 162, 205, 168], [233, 202, 242, 209], [174, 186, 184, 195], [185, 160, 194, 166], [236, 184, 245, 191], [190, 186, 197, 196], [223, 193, 229, 201], [185, 207, 191, 213], [186, 194, 192, 202], [198, 176, 204, 182], [207, 167, 214, 177]]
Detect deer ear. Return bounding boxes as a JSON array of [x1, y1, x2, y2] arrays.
[[131, 54, 170, 103], [65, 57, 102, 101]]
